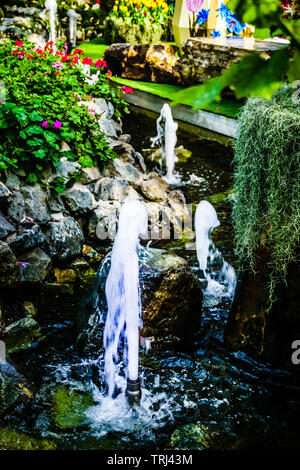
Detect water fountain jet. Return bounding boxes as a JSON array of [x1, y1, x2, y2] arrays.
[[45, 0, 57, 48], [103, 199, 148, 407], [67, 9, 79, 49], [151, 103, 178, 184]]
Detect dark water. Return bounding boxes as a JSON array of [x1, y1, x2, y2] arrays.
[[2, 108, 300, 450]]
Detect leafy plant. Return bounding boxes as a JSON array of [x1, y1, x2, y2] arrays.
[[0, 39, 128, 192]]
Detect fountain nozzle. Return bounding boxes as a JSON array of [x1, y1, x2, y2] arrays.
[[126, 378, 142, 407]]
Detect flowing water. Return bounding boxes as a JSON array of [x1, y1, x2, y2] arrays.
[[2, 108, 300, 450], [45, 0, 57, 46]]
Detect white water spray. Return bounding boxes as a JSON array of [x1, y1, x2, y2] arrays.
[[103, 200, 148, 398], [151, 103, 178, 184], [195, 200, 236, 298], [45, 0, 57, 47], [67, 9, 79, 48]]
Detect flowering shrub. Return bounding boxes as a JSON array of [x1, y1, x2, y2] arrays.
[[0, 39, 128, 192], [110, 0, 170, 27]]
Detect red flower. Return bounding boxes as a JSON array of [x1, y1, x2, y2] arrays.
[[95, 59, 107, 68], [143, 10, 147, 15], [74, 48, 84, 55], [15, 39, 23, 47], [121, 86, 133, 94], [82, 57, 93, 65]]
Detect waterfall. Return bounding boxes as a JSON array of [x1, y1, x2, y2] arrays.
[[195, 200, 236, 298], [151, 103, 178, 184], [103, 200, 148, 398], [67, 9, 79, 48], [45, 0, 57, 47]]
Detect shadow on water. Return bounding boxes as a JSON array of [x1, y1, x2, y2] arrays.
[[2, 107, 300, 450]]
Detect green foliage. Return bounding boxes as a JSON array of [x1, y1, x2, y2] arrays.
[[172, 0, 299, 110], [232, 85, 300, 294], [0, 40, 128, 192]]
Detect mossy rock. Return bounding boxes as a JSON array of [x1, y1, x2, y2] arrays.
[[104, 17, 164, 44], [0, 428, 56, 450], [168, 424, 213, 450], [52, 386, 95, 430]]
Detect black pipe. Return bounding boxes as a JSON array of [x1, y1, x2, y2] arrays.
[[126, 378, 142, 407]]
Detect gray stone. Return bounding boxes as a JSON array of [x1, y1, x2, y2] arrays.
[[80, 167, 102, 184], [93, 97, 108, 116], [9, 225, 45, 256], [0, 211, 15, 239], [0, 241, 20, 287], [4, 316, 38, 336], [62, 183, 97, 215], [7, 191, 25, 223], [112, 159, 142, 186], [19, 248, 52, 283], [48, 194, 66, 213], [0, 182, 11, 202], [106, 102, 115, 120], [20, 185, 51, 224], [141, 172, 169, 202], [88, 201, 120, 240], [0, 363, 32, 417], [52, 157, 81, 184], [99, 117, 118, 138], [5, 171, 20, 191], [119, 134, 131, 143], [45, 216, 84, 261], [97, 177, 130, 201]]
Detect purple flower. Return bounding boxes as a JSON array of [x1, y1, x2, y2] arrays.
[[19, 262, 27, 268], [42, 121, 48, 128], [53, 120, 62, 128], [186, 0, 204, 13]]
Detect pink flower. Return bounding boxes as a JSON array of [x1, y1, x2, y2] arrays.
[[121, 86, 134, 95], [53, 120, 62, 128], [186, 0, 204, 12], [82, 57, 93, 65], [42, 121, 48, 128], [95, 59, 107, 68], [15, 39, 23, 47]]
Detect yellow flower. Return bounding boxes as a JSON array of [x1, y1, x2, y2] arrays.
[[113, 5, 118, 10]]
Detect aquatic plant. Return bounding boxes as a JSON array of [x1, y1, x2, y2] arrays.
[[232, 85, 300, 295]]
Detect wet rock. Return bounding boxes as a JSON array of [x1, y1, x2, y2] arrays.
[[141, 250, 203, 345], [0, 211, 15, 239], [54, 267, 77, 284], [62, 183, 97, 215], [141, 172, 169, 202], [0, 182, 11, 202], [112, 159, 142, 187], [0, 362, 32, 418], [88, 201, 120, 241], [5, 172, 20, 191], [0, 428, 56, 450], [7, 191, 25, 223], [4, 316, 38, 336], [82, 245, 105, 270], [80, 167, 102, 184], [8, 224, 45, 256], [44, 217, 84, 261], [23, 301, 37, 317], [19, 248, 52, 283], [20, 185, 51, 224], [52, 386, 94, 429], [97, 177, 130, 202], [0, 241, 20, 287], [169, 424, 213, 450]]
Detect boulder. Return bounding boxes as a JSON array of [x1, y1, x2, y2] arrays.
[[0, 362, 32, 418], [44, 217, 84, 261], [141, 172, 169, 202], [98, 116, 118, 138], [20, 185, 51, 224], [88, 201, 120, 241], [7, 191, 25, 223], [80, 167, 102, 184], [19, 248, 52, 283], [0, 211, 15, 239], [0, 182, 11, 202], [8, 224, 45, 256], [62, 183, 97, 216], [103, 43, 131, 76], [97, 177, 130, 202], [5, 172, 20, 191], [0, 241, 20, 287], [48, 157, 81, 185], [112, 159, 142, 187]]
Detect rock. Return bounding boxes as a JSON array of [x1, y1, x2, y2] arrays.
[[23, 301, 37, 317], [93, 97, 109, 116], [7, 191, 25, 223], [119, 134, 131, 143], [46, 158, 81, 185], [4, 316, 38, 336], [68, 258, 96, 291], [112, 159, 142, 187], [0, 182, 11, 202], [0, 241, 20, 287], [62, 183, 97, 215], [98, 116, 118, 137], [80, 167, 101, 184], [88, 201, 120, 241], [0, 428, 56, 450], [169, 424, 213, 450], [54, 267, 77, 284], [82, 245, 105, 270], [44, 217, 84, 261], [8, 224, 45, 256], [5, 172, 20, 191], [141, 249, 203, 344], [20, 185, 51, 224], [48, 194, 66, 213], [52, 386, 94, 430], [103, 43, 131, 76], [141, 172, 169, 202], [97, 177, 130, 202], [0, 211, 15, 239], [19, 248, 52, 283], [0, 362, 32, 418], [146, 44, 180, 84]]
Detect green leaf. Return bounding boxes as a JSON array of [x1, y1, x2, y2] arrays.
[[28, 111, 44, 122], [33, 149, 47, 159], [27, 173, 38, 183]]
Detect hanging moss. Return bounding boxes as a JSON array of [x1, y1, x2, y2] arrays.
[[232, 85, 300, 295]]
